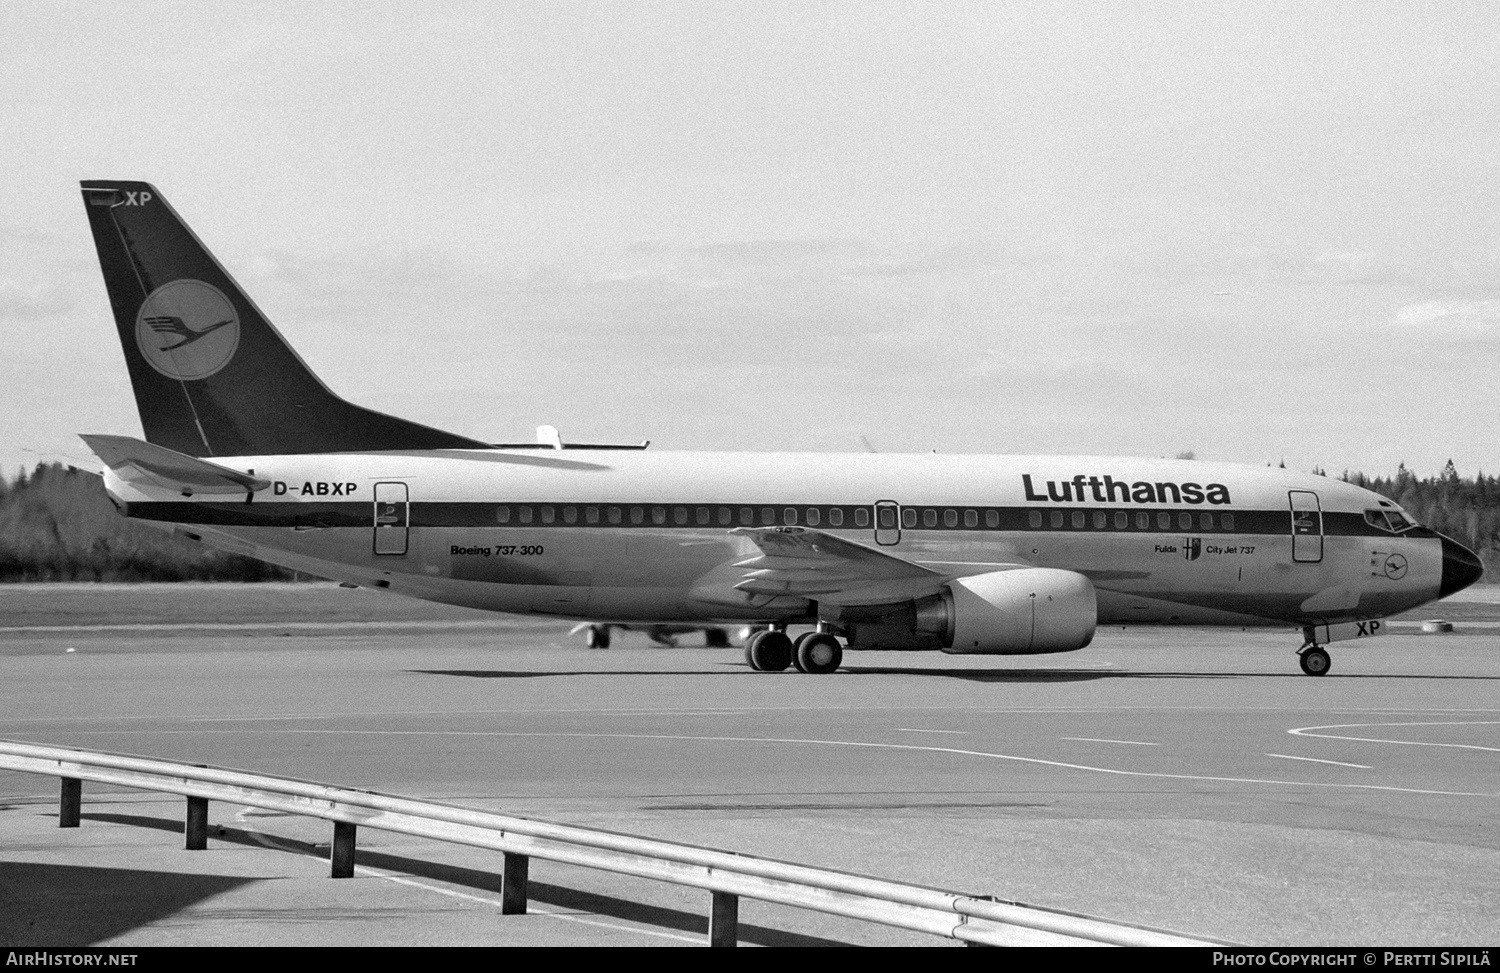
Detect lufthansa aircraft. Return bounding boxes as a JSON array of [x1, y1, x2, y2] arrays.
[[77, 181, 1483, 676]]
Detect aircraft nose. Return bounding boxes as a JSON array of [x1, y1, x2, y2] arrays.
[[1439, 534, 1485, 599]]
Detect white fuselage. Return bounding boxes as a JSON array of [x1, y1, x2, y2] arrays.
[[106, 449, 1448, 632]]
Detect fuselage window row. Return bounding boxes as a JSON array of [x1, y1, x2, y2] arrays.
[[489, 504, 1237, 532]]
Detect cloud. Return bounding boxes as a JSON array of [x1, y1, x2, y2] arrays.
[[0, 227, 89, 322], [684, 239, 858, 265], [0, 279, 75, 321], [1393, 299, 1500, 335]]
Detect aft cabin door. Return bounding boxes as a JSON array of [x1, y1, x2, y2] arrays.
[[1289, 490, 1323, 563], [373, 482, 409, 556]]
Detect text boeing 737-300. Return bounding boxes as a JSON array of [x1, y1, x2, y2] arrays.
[[76, 180, 1484, 676]]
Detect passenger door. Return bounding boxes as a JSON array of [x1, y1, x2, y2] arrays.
[[1289, 490, 1323, 563], [373, 481, 409, 556]]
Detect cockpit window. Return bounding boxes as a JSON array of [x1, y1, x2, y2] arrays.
[[1364, 508, 1414, 533]]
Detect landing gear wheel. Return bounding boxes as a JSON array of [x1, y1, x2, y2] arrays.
[[794, 633, 843, 674], [1299, 646, 1330, 676], [743, 632, 763, 670], [585, 625, 611, 650], [704, 628, 731, 648], [746, 631, 793, 672]]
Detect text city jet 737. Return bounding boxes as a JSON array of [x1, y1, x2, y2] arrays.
[[76, 181, 1484, 676]]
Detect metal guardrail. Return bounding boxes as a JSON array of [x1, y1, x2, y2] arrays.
[[0, 741, 1217, 947]]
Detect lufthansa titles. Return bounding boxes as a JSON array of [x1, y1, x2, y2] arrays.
[[1023, 474, 1231, 505]]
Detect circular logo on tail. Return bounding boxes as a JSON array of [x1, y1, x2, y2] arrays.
[[135, 279, 240, 381]]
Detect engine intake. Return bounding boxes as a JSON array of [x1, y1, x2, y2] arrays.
[[924, 568, 1097, 655]]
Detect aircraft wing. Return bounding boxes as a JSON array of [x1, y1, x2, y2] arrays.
[[725, 526, 949, 606], [80, 434, 270, 496]]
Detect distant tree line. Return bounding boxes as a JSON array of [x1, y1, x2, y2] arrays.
[[0, 463, 291, 582], [0, 460, 1495, 583]]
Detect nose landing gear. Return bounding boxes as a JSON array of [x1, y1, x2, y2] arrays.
[[1297, 643, 1331, 677]]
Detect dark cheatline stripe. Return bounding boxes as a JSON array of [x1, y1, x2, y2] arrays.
[[122, 500, 1434, 541], [127, 501, 367, 528]]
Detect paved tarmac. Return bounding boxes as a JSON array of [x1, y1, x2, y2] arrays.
[[1, 586, 1497, 947]]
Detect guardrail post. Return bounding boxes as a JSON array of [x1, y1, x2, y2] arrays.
[[709, 891, 738, 947], [185, 796, 208, 850], [501, 852, 528, 914], [331, 821, 356, 878], [59, 778, 80, 828]]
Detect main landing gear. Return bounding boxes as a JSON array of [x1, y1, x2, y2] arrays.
[[744, 630, 844, 674], [1296, 643, 1331, 677]]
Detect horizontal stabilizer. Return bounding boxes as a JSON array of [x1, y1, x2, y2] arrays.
[[80, 434, 270, 497]]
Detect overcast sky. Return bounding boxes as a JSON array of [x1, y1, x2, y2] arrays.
[[3, 2, 1498, 480]]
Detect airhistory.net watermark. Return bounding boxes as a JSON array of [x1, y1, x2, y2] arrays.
[[5, 954, 137, 967]]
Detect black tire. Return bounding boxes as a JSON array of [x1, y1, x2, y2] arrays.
[[791, 632, 811, 673], [795, 633, 843, 674], [750, 631, 793, 672], [744, 631, 764, 670], [1300, 647, 1330, 676], [705, 628, 731, 648], [585, 625, 611, 650]]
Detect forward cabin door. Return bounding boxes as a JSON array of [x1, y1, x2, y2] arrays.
[[1289, 490, 1323, 563], [373, 481, 409, 555]]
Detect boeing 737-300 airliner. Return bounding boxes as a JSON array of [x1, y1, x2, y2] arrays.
[[75, 181, 1484, 676]]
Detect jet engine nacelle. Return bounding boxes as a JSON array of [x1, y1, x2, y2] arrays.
[[939, 568, 1097, 655]]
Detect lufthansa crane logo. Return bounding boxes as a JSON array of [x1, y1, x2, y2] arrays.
[[134, 280, 240, 381], [1383, 553, 1408, 580]]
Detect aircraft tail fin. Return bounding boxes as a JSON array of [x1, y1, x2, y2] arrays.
[[79, 180, 487, 457]]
